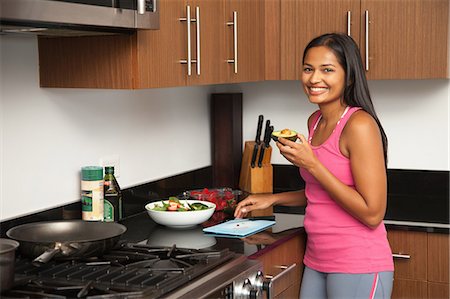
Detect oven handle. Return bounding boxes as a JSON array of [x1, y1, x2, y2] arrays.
[[263, 263, 297, 299]]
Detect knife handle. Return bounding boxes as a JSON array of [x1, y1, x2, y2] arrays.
[[250, 143, 259, 168], [257, 143, 265, 168], [255, 115, 264, 143]]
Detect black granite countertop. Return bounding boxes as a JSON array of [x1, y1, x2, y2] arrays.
[[118, 211, 306, 257]]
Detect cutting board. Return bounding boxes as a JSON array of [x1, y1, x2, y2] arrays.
[[203, 219, 275, 238]]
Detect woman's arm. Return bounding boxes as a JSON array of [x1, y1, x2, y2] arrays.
[[234, 190, 306, 218]]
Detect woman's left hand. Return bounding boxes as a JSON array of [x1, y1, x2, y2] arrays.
[[276, 134, 318, 171]]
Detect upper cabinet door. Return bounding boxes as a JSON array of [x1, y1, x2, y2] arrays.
[[361, 0, 449, 79], [225, 0, 265, 83], [281, 0, 361, 80], [186, 0, 226, 86], [136, 0, 187, 88]]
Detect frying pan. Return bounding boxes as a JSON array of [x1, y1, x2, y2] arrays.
[[6, 220, 126, 265]]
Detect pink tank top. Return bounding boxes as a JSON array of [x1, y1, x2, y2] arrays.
[[299, 106, 394, 273]]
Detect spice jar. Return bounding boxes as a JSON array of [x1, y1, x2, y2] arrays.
[[81, 166, 104, 221]]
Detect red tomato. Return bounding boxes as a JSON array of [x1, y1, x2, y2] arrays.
[[167, 202, 179, 211]]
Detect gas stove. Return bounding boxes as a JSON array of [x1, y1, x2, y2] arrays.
[[3, 242, 265, 299]]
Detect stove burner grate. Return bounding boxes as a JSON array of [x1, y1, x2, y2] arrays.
[[4, 244, 235, 299]]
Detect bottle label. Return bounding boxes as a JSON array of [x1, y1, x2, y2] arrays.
[[81, 180, 104, 221], [104, 199, 114, 222], [81, 192, 93, 212]]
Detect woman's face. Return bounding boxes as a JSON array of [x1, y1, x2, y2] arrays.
[[301, 46, 346, 105]]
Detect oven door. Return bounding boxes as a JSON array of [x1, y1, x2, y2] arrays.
[[165, 255, 265, 299]]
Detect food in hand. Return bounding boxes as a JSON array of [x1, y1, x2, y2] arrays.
[[151, 197, 211, 212], [271, 128, 298, 142]]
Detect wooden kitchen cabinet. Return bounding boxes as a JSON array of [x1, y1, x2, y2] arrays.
[[38, 0, 265, 89], [281, 0, 449, 80], [281, 0, 361, 80], [428, 233, 450, 299], [387, 230, 450, 299], [224, 0, 265, 83], [249, 231, 306, 298]]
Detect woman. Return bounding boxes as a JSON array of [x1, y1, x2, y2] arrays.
[[234, 33, 394, 299]]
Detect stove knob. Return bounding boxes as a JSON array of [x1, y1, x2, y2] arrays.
[[249, 288, 261, 299], [233, 278, 253, 299], [249, 270, 264, 291]]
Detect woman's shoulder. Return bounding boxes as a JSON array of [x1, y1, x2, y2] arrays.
[[344, 108, 381, 140]]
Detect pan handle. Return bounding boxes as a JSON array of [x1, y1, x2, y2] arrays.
[[32, 242, 62, 266]]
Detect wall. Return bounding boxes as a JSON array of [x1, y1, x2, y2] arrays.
[[0, 35, 214, 220], [1, 35, 449, 220]]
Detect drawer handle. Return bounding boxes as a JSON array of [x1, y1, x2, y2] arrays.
[[392, 253, 411, 259], [263, 263, 296, 299]]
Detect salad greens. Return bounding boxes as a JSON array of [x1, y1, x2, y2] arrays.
[[151, 197, 211, 212]]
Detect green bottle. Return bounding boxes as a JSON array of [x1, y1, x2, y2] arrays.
[[103, 166, 122, 222]]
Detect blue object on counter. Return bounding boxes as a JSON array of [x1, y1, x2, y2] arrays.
[[203, 219, 276, 238]]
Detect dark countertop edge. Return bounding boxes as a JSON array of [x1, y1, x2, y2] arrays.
[[384, 221, 450, 234], [247, 227, 305, 260], [274, 209, 449, 235]]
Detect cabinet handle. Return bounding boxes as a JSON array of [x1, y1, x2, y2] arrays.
[[392, 253, 411, 259], [347, 11, 351, 36], [364, 10, 369, 71], [227, 11, 238, 74], [137, 0, 145, 15], [194, 6, 200, 75], [263, 263, 296, 299], [179, 5, 192, 76]]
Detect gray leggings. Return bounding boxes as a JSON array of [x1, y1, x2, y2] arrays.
[[300, 266, 394, 299]]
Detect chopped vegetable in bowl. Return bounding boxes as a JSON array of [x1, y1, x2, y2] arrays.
[[151, 197, 211, 212], [145, 198, 216, 228]]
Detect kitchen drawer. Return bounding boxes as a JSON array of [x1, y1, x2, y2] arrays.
[[388, 230, 427, 281], [428, 282, 450, 299], [391, 278, 428, 299], [251, 233, 305, 298], [428, 233, 449, 284]]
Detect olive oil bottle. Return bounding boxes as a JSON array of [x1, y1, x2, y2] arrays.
[[103, 166, 122, 222]]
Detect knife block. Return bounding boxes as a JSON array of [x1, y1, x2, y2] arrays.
[[239, 141, 273, 194]]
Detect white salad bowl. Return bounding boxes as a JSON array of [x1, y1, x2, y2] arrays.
[[145, 200, 216, 229]]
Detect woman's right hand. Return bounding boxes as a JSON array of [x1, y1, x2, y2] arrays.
[[233, 194, 274, 218]]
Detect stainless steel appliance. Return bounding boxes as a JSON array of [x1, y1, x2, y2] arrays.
[[3, 242, 266, 299], [0, 0, 159, 36]]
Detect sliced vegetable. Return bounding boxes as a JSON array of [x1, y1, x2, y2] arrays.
[[150, 197, 211, 212]]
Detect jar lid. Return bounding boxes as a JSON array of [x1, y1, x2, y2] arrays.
[[81, 166, 103, 181]]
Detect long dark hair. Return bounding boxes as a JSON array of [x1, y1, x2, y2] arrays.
[[302, 32, 388, 166]]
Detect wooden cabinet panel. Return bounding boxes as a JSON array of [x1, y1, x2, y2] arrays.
[[294, 0, 361, 80], [428, 282, 450, 299], [280, 0, 449, 80], [136, 0, 186, 88], [388, 230, 450, 299], [387, 230, 427, 281], [391, 278, 428, 299], [186, 0, 226, 86], [280, 0, 297, 80], [252, 233, 306, 298], [264, 0, 281, 80], [428, 234, 449, 284], [361, 0, 449, 79], [39, 35, 136, 89], [225, 0, 265, 83]]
